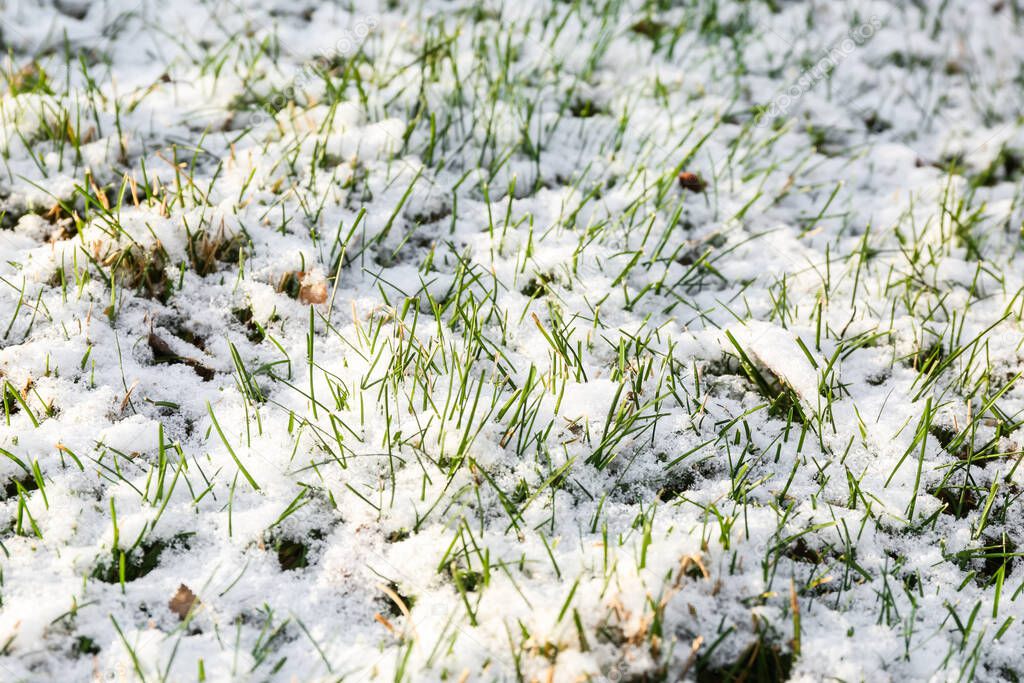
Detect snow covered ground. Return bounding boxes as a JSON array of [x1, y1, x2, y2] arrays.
[[1, 0, 1024, 680]]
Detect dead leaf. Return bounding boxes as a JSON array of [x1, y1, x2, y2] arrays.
[[678, 171, 707, 193], [148, 332, 215, 381], [147, 332, 176, 359], [299, 277, 328, 304], [278, 271, 328, 304], [168, 584, 198, 620]]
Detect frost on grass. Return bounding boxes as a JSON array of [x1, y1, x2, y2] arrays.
[[2, 0, 1024, 681]]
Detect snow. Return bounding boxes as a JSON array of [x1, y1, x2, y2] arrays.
[[1, 0, 1024, 681]]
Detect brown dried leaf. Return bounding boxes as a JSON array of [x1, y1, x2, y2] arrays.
[[299, 278, 328, 304], [168, 584, 198, 620], [678, 171, 707, 193], [280, 271, 329, 304], [148, 333, 215, 381], [147, 332, 176, 360]]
